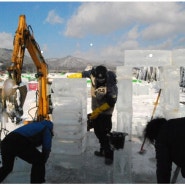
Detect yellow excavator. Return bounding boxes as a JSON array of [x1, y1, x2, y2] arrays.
[[2, 14, 53, 124]]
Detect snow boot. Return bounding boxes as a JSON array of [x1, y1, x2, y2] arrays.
[[94, 148, 105, 157], [104, 149, 114, 165], [105, 158, 113, 165]]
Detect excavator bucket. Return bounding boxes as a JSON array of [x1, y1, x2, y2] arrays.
[[1, 79, 27, 124], [18, 85, 27, 108], [2, 79, 17, 99]]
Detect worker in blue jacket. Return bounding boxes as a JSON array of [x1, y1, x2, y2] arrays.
[[0, 119, 53, 183], [68, 65, 118, 165]]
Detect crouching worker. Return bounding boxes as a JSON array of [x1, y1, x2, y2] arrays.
[[0, 119, 53, 184], [144, 117, 185, 183]]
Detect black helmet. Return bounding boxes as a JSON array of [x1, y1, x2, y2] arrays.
[[95, 65, 107, 84]]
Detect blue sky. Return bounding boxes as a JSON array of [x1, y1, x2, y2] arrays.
[[1, 2, 185, 62]]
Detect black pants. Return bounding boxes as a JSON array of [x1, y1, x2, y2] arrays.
[[93, 114, 112, 158], [0, 132, 45, 183]]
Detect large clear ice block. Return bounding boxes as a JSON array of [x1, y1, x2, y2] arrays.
[[172, 49, 185, 67], [113, 141, 132, 183], [116, 66, 132, 137], [124, 50, 171, 67], [159, 67, 180, 119]]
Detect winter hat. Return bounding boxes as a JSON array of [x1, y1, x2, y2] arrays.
[[95, 65, 107, 83]]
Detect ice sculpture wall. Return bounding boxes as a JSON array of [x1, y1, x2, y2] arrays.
[[114, 49, 185, 183]]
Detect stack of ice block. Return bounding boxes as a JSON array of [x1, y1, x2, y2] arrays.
[[170, 49, 185, 118], [159, 66, 180, 119], [160, 66, 180, 119], [51, 78, 87, 155], [116, 66, 133, 138], [113, 66, 132, 183]]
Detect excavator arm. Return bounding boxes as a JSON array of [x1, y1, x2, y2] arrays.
[[3, 15, 52, 123]]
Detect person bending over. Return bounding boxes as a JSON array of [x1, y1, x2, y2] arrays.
[[0, 119, 53, 183], [144, 117, 185, 183]]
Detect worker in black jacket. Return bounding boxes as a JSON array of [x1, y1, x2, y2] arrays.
[[68, 65, 118, 165], [0, 120, 53, 183], [144, 117, 185, 183]]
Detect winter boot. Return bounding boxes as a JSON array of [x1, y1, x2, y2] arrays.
[[94, 148, 105, 157], [104, 149, 114, 165]]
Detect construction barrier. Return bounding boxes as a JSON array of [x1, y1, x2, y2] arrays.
[[28, 81, 38, 91]]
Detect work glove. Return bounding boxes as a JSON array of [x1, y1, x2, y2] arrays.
[[67, 73, 82, 78], [42, 150, 50, 163], [90, 103, 110, 120], [87, 113, 94, 131]]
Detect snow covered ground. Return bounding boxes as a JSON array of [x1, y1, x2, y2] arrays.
[[1, 78, 185, 184]]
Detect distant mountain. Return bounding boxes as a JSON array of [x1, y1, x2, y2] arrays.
[[46, 55, 92, 72], [0, 48, 33, 72], [47, 56, 123, 72], [0, 48, 122, 73]]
